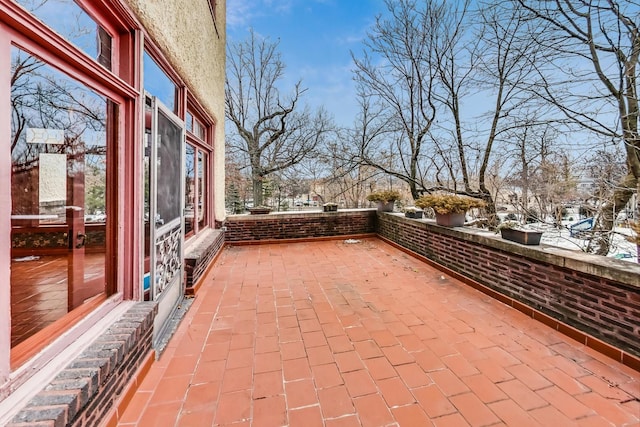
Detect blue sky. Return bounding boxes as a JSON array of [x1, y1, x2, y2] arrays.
[[227, 0, 387, 126]]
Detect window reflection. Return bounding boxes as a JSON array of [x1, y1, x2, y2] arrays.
[[16, 0, 112, 69], [185, 144, 195, 236], [11, 48, 108, 224], [198, 151, 207, 228], [143, 51, 177, 113], [186, 111, 205, 140], [10, 46, 111, 347]]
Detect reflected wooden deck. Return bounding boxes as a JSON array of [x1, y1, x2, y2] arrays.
[[11, 253, 105, 347]]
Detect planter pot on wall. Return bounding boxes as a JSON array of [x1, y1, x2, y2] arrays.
[[404, 211, 423, 219], [377, 201, 395, 212], [323, 204, 338, 212], [500, 228, 543, 245], [435, 212, 465, 227], [249, 207, 272, 215]]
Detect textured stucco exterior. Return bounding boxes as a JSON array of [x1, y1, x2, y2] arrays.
[[126, 0, 227, 219]]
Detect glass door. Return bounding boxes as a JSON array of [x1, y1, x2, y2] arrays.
[[143, 95, 185, 342]]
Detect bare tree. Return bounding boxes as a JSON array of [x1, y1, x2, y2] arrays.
[[225, 30, 333, 206], [352, 0, 543, 216], [504, 119, 559, 213], [428, 1, 542, 221], [331, 89, 391, 207], [517, 0, 640, 254], [351, 0, 438, 199]]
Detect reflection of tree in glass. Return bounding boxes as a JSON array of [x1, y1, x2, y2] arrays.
[[15, 0, 107, 62], [10, 47, 107, 215], [85, 158, 106, 215]]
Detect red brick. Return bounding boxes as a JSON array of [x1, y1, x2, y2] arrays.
[[353, 340, 384, 360], [312, 363, 343, 389], [353, 394, 394, 427], [428, 369, 470, 397], [317, 386, 355, 419], [496, 379, 547, 411], [391, 404, 433, 427], [283, 358, 311, 381], [343, 370, 377, 398], [253, 395, 286, 427], [461, 374, 507, 404], [412, 384, 457, 418], [377, 377, 416, 407], [285, 379, 318, 409], [488, 399, 539, 427], [253, 371, 283, 399], [537, 385, 593, 420], [382, 345, 414, 366], [214, 390, 251, 425], [288, 406, 323, 427], [449, 392, 501, 426], [363, 357, 397, 380]]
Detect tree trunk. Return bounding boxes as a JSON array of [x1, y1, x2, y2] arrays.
[[594, 172, 637, 255], [480, 191, 497, 225], [252, 175, 264, 207]]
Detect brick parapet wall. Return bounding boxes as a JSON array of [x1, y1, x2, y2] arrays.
[[377, 213, 640, 360], [8, 303, 157, 427], [224, 209, 377, 242]]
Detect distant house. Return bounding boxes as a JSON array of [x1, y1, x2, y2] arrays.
[[0, 0, 226, 423]]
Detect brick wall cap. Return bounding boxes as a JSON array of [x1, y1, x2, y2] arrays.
[[185, 228, 224, 259], [227, 208, 375, 221]]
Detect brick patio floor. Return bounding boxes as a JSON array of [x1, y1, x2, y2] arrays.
[[116, 238, 640, 426]]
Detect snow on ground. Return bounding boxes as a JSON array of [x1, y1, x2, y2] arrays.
[[542, 223, 637, 263], [489, 210, 638, 264], [503, 219, 638, 264]]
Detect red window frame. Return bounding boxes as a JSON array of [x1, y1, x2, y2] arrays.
[[1, 0, 139, 369], [184, 96, 214, 239]]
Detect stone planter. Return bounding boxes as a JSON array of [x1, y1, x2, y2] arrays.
[[376, 201, 395, 212], [500, 228, 543, 245], [248, 207, 272, 215], [323, 204, 338, 212], [434, 212, 465, 227], [404, 210, 423, 219]]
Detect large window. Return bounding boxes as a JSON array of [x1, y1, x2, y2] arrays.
[[184, 103, 212, 238], [10, 48, 115, 349], [2, 0, 135, 369]]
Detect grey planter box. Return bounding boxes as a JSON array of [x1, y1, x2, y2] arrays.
[[500, 228, 543, 245], [404, 211, 423, 219]]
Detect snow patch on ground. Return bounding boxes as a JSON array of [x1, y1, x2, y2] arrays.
[[508, 220, 638, 264]]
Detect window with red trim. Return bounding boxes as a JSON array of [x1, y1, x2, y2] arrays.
[[184, 100, 213, 238], [3, 0, 136, 368]]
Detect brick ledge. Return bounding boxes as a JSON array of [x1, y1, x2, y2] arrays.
[[8, 303, 157, 427]]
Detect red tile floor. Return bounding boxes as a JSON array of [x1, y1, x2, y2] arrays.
[[116, 238, 640, 426]]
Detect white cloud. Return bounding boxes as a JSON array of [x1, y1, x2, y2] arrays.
[[264, 0, 294, 14], [226, 0, 259, 28]]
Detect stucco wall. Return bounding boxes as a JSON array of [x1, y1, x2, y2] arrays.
[[125, 0, 227, 220]]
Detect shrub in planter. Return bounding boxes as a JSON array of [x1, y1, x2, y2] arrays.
[[415, 194, 485, 227], [367, 190, 401, 212]]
